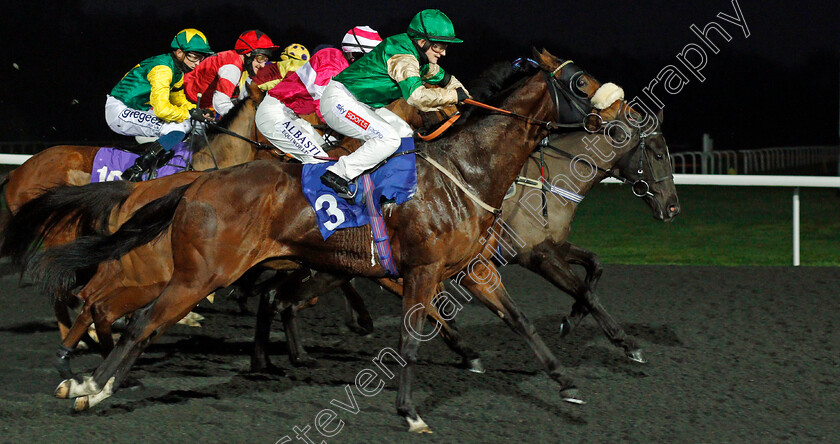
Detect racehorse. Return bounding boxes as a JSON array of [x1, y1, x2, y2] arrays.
[[28, 49, 626, 430], [0, 87, 269, 340], [265, 111, 679, 372], [0, 93, 456, 374]]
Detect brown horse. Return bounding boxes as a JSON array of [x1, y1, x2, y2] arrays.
[[31, 50, 615, 430], [0, 89, 268, 340], [259, 109, 680, 373], [1, 96, 456, 378]]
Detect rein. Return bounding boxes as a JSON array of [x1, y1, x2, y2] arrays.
[[198, 116, 273, 151], [462, 97, 582, 131]]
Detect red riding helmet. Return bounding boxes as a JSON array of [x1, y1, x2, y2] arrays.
[[234, 29, 279, 55]]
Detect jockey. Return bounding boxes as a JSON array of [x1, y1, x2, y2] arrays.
[[106, 29, 212, 181], [251, 43, 311, 91], [318, 10, 469, 196], [184, 29, 278, 117], [254, 47, 350, 163], [340, 26, 383, 63]]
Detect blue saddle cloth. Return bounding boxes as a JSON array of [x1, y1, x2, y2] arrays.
[[301, 141, 417, 240], [90, 142, 192, 183]]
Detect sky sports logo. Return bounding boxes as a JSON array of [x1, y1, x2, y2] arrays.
[[344, 110, 369, 130]]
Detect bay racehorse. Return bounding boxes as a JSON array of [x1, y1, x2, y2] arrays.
[[29, 49, 627, 431], [259, 108, 679, 373], [6, 51, 604, 374]]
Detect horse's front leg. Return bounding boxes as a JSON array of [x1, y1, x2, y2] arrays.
[[396, 266, 440, 433], [377, 278, 483, 373], [459, 262, 583, 405], [523, 240, 643, 363], [564, 242, 644, 363]]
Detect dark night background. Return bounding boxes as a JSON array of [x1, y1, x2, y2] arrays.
[[1, 0, 837, 152]]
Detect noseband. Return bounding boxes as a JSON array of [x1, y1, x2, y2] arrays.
[[628, 130, 673, 198]]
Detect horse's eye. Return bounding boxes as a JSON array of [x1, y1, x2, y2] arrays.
[[576, 78, 587, 88], [655, 153, 664, 160]]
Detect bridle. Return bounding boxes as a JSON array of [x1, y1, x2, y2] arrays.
[[535, 111, 670, 201]]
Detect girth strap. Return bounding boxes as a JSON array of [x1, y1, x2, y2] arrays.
[[417, 152, 502, 216], [514, 176, 584, 203]]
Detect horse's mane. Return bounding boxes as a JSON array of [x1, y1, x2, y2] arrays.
[[457, 61, 539, 123], [188, 97, 253, 153], [206, 98, 251, 134]]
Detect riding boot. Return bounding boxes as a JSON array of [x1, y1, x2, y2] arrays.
[[122, 142, 166, 182], [320, 170, 352, 196]]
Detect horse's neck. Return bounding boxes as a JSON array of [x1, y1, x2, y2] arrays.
[[192, 105, 258, 171], [541, 131, 628, 198], [441, 74, 555, 207]]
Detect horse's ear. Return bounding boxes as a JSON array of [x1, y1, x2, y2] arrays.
[[656, 108, 664, 124], [247, 80, 265, 103], [531, 47, 552, 70]]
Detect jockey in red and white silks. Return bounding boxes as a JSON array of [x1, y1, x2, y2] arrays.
[[255, 48, 349, 163], [184, 30, 278, 116]]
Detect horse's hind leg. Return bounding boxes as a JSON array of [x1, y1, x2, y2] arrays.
[[341, 279, 374, 335], [54, 299, 74, 340], [54, 304, 96, 380], [459, 268, 583, 404], [252, 269, 336, 372], [61, 278, 218, 410]]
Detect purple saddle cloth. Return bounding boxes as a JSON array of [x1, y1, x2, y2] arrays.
[[90, 142, 192, 182]]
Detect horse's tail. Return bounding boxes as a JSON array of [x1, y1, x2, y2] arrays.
[[0, 181, 135, 266], [31, 184, 191, 298]]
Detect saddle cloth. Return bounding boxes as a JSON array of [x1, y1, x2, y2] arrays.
[[301, 141, 417, 240], [90, 143, 192, 183]]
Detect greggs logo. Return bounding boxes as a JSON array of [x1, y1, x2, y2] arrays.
[[345, 110, 369, 130]]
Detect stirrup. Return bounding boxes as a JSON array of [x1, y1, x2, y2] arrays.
[[121, 164, 146, 182]]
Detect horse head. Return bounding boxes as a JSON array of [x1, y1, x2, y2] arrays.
[[610, 108, 680, 221], [531, 48, 602, 128]]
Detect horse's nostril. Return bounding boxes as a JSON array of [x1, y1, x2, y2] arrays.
[[668, 204, 680, 215]]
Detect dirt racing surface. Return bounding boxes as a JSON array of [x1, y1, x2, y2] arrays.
[[0, 261, 837, 443]]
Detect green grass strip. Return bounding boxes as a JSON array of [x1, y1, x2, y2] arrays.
[[567, 184, 840, 266]]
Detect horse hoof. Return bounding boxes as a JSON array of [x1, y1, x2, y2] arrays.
[[72, 396, 90, 412], [626, 349, 647, 364], [291, 355, 320, 369], [466, 358, 485, 374], [55, 376, 101, 399], [250, 362, 286, 376], [55, 380, 72, 399], [406, 415, 433, 434], [560, 388, 586, 405], [345, 322, 374, 336], [559, 318, 572, 338]]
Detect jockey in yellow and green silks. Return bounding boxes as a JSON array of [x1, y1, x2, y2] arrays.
[[105, 28, 213, 181]]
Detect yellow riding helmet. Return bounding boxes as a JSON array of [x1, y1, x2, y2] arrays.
[[280, 43, 310, 61]]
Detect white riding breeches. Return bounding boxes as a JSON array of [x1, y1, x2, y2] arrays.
[[104, 95, 192, 138], [319, 80, 413, 180], [255, 95, 328, 164]]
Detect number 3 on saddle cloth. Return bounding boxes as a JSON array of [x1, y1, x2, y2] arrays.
[[90, 143, 192, 183], [300, 139, 417, 276]]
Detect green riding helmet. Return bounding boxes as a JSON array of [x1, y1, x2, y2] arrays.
[[406, 9, 463, 43], [170, 28, 213, 54]]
